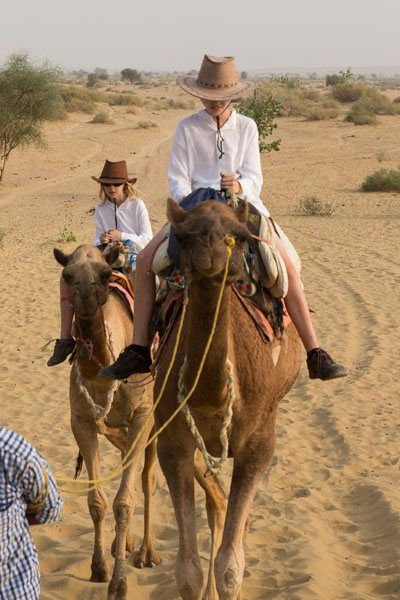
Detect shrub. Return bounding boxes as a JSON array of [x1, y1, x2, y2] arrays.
[[345, 106, 377, 125], [296, 196, 337, 216], [237, 89, 281, 152], [301, 88, 322, 102], [331, 82, 365, 102], [107, 92, 142, 106], [137, 120, 158, 129], [0, 53, 63, 181], [126, 107, 137, 115], [91, 111, 113, 124], [361, 169, 400, 192], [56, 227, 76, 243], [58, 84, 103, 114], [394, 96, 400, 103], [326, 67, 353, 87], [376, 151, 386, 163], [304, 106, 339, 121], [355, 88, 400, 115], [120, 68, 141, 84]]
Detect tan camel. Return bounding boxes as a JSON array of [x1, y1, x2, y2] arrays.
[[154, 199, 302, 600], [54, 244, 160, 600]]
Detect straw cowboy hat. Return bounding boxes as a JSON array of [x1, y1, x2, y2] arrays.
[[177, 55, 255, 101], [91, 160, 137, 184]]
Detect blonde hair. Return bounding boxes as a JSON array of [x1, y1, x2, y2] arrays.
[[99, 181, 140, 203]]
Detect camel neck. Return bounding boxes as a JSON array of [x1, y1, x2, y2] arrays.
[[75, 311, 112, 378], [183, 280, 230, 409]]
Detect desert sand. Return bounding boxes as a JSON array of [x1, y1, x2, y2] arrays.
[[1, 84, 400, 599]]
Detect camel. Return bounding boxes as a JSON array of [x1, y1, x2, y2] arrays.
[[154, 199, 302, 600], [54, 244, 160, 600]]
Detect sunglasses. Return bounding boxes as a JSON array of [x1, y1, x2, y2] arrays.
[[103, 182, 124, 188]]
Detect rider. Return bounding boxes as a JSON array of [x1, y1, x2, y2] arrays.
[[47, 160, 153, 366], [100, 55, 347, 382]]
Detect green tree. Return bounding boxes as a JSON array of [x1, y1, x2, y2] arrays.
[[326, 67, 353, 87], [237, 89, 282, 153], [120, 68, 141, 84], [0, 53, 62, 182], [240, 71, 248, 79], [86, 72, 99, 88]]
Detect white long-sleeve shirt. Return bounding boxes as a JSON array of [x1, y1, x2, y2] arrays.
[[93, 198, 153, 248], [168, 109, 270, 217]]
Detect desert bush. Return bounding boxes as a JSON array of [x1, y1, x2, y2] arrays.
[[107, 92, 142, 106], [272, 75, 301, 89], [91, 111, 113, 124], [56, 227, 76, 243], [58, 84, 103, 113], [355, 88, 400, 115], [126, 107, 137, 115], [304, 106, 339, 121], [237, 89, 281, 152], [361, 169, 400, 192], [296, 196, 337, 216], [331, 82, 365, 102], [393, 96, 400, 103], [301, 88, 322, 102], [137, 120, 158, 129], [376, 151, 386, 163], [345, 105, 377, 125], [0, 53, 63, 181], [326, 67, 353, 87], [120, 68, 141, 84]]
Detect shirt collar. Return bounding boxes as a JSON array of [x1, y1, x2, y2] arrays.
[[197, 109, 237, 131]]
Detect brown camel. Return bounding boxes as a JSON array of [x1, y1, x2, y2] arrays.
[[54, 244, 160, 600], [154, 199, 302, 600]]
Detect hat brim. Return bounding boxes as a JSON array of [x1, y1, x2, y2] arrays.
[[91, 176, 137, 184], [177, 76, 256, 101]]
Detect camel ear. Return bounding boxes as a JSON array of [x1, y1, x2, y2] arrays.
[[53, 248, 70, 266], [167, 197, 187, 226], [103, 245, 121, 267], [235, 199, 248, 224]]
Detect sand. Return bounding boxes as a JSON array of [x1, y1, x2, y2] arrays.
[[1, 85, 400, 599]]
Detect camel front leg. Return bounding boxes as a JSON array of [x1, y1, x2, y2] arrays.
[[158, 432, 204, 600], [108, 410, 153, 600], [71, 416, 109, 583], [135, 437, 161, 568], [193, 450, 227, 600], [215, 436, 275, 600]]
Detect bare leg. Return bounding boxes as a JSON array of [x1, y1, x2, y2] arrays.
[[134, 438, 161, 568], [275, 237, 319, 352], [132, 228, 167, 346], [71, 416, 109, 583], [194, 451, 227, 600], [60, 277, 74, 338]]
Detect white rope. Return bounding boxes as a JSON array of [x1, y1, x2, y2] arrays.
[[177, 358, 235, 474]]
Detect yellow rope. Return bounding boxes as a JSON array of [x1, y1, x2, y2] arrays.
[[57, 236, 235, 494]]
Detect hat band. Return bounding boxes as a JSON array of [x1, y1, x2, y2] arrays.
[[100, 176, 128, 180], [197, 78, 239, 89]]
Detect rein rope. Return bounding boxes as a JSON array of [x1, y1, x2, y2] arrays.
[[57, 235, 236, 494]]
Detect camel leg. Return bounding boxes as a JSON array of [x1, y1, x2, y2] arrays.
[[193, 450, 227, 600], [215, 437, 274, 600], [134, 438, 161, 568], [158, 436, 204, 600], [71, 416, 109, 583], [107, 411, 153, 600]]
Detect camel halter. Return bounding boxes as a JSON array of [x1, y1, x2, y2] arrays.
[[56, 235, 236, 494]]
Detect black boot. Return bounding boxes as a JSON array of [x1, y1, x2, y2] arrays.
[[99, 344, 152, 380], [47, 338, 76, 366], [307, 348, 347, 381]]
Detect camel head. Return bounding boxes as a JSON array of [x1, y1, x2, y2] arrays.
[[53, 244, 120, 319], [167, 198, 250, 284]]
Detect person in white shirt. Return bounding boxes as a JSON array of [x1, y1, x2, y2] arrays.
[[47, 159, 153, 366], [100, 55, 346, 381]]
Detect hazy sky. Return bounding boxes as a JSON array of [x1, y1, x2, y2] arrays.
[[2, 0, 400, 72]]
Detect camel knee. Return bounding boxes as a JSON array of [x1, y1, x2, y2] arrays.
[[88, 490, 108, 523], [215, 550, 244, 600], [113, 500, 133, 530]]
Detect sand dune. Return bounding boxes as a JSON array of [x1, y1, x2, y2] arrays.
[[1, 87, 400, 599]]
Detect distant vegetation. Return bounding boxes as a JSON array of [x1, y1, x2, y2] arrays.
[[361, 169, 400, 192], [0, 53, 62, 181], [120, 68, 141, 84], [91, 111, 113, 124], [238, 89, 281, 152], [295, 196, 337, 216], [137, 120, 158, 129]]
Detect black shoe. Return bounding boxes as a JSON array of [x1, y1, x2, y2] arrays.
[[47, 338, 76, 366], [307, 348, 348, 381], [99, 345, 152, 380]]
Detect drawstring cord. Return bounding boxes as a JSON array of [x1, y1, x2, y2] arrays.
[[216, 115, 225, 160]]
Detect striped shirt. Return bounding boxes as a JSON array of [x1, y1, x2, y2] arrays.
[[0, 427, 63, 599]]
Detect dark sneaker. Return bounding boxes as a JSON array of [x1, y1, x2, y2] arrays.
[[307, 348, 348, 381], [47, 338, 76, 366], [99, 345, 152, 380]]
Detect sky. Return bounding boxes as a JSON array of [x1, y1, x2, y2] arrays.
[[1, 0, 400, 73]]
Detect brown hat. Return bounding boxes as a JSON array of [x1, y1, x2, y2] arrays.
[[91, 160, 137, 184], [177, 55, 255, 101]]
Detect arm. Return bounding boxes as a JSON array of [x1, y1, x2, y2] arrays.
[[238, 120, 263, 199], [120, 201, 153, 250], [167, 121, 192, 202], [22, 452, 63, 526], [93, 207, 103, 246]]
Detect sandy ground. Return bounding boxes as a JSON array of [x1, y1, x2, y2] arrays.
[[1, 85, 400, 599]]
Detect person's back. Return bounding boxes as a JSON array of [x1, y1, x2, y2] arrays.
[[0, 426, 63, 600]]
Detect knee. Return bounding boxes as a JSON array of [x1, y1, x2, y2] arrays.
[[113, 499, 133, 527], [88, 490, 108, 522]]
